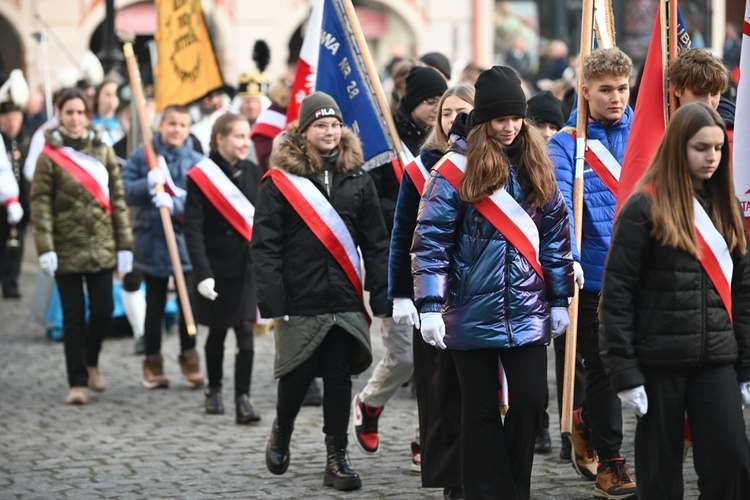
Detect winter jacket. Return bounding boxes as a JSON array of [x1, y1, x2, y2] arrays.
[[548, 105, 633, 293], [412, 149, 575, 350], [121, 133, 203, 277], [388, 147, 444, 299], [599, 192, 750, 392], [251, 123, 390, 319], [184, 152, 263, 328], [31, 128, 132, 274]]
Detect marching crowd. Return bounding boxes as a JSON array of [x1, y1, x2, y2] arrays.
[[0, 41, 749, 500]]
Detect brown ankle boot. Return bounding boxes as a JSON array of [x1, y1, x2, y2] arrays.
[[86, 366, 107, 392], [143, 354, 169, 389], [179, 350, 204, 388]]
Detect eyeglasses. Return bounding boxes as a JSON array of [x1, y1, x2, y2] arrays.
[[311, 121, 342, 132], [422, 97, 440, 107]]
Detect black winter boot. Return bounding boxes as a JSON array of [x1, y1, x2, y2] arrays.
[[236, 394, 261, 424], [266, 418, 294, 475], [323, 435, 362, 491], [204, 387, 224, 414]]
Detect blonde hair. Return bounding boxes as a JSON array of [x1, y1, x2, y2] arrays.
[[636, 103, 745, 257], [421, 85, 475, 153], [583, 48, 632, 84], [461, 122, 557, 207]]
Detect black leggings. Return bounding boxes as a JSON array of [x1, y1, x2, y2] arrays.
[[204, 320, 255, 396], [276, 326, 354, 436], [143, 273, 195, 356]]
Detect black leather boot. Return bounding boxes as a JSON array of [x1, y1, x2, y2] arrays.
[[323, 435, 362, 491], [204, 387, 224, 414], [236, 394, 261, 424], [266, 418, 294, 475]]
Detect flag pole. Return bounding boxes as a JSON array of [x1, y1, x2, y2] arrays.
[[667, 0, 679, 116], [120, 32, 198, 337], [561, 0, 595, 440], [340, 0, 407, 166]]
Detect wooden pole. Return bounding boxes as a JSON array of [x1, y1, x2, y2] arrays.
[[121, 39, 197, 337], [340, 0, 408, 166], [667, 0, 679, 116], [560, 0, 595, 439]]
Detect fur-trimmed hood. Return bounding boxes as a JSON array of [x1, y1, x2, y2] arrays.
[[269, 122, 364, 176], [44, 126, 103, 149]]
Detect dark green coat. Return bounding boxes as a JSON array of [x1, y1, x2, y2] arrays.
[[31, 128, 132, 274]]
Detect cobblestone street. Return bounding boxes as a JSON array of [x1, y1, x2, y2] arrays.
[[1, 241, 747, 499]]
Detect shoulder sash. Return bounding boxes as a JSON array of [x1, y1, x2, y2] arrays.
[[42, 144, 110, 214]]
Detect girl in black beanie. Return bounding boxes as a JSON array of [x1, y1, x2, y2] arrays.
[[412, 66, 574, 499]]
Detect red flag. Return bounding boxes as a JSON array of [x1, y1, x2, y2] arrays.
[[733, 6, 750, 224], [615, 5, 668, 214]]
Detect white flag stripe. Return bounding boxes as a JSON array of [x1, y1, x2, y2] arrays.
[[158, 155, 187, 198], [693, 198, 733, 289], [587, 139, 621, 180]]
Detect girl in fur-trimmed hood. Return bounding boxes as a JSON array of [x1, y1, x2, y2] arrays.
[[251, 92, 389, 492]]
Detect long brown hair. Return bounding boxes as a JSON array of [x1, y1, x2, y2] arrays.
[[421, 85, 475, 153], [209, 113, 247, 153], [636, 102, 745, 257], [461, 121, 557, 207]]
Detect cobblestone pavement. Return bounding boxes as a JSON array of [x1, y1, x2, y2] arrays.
[[2, 242, 748, 499]]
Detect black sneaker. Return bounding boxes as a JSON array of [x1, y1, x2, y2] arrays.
[[351, 392, 382, 454]]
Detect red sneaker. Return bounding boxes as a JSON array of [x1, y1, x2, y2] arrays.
[[351, 392, 382, 454]]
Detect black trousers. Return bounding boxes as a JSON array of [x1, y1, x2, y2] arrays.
[[578, 290, 623, 459], [204, 320, 255, 397], [143, 273, 195, 356], [276, 326, 354, 436], [635, 365, 750, 500], [452, 345, 547, 500], [56, 270, 113, 387], [413, 327, 462, 488], [540, 330, 586, 432], [0, 216, 26, 292]]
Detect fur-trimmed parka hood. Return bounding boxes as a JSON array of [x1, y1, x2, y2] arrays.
[[269, 121, 364, 176], [45, 126, 103, 149]]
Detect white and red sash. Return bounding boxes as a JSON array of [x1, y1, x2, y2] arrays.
[[572, 132, 621, 195], [693, 198, 734, 321], [186, 158, 255, 241], [436, 152, 545, 281], [251, 108, 287, 140], [42, 144, 111, 214], [266, 168, 370, 321], [404, 156, 430, 195]]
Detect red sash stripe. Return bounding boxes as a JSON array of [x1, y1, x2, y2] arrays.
[[404, 156, 429, 195], [583, 148, 619, 195], [42, 144, 111, 214], [696, 231, 733, 322], [187, 167, 253, 242]]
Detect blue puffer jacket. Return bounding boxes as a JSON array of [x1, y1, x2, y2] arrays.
[[548, 105, 632, 293], [412, 154, 574, 350], [121, 133, 203, 277], [388, 147, 445, 299]]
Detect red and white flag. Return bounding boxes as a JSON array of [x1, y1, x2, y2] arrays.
[[733, 3, 750, 224], [287, 0, 324, 123]]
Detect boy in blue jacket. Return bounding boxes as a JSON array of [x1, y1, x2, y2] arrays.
[[548, 47, 637, 500]]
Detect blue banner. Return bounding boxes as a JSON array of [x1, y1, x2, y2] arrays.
[[316, 0, 395, 170]]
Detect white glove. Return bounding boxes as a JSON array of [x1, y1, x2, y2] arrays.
[[147, 168, 166, 194], [740, 381, 750, 406], [197, 278, 218, 300], [573, 261, 585, 289], [39, 251, 58, 278], [419, 312, 446, 349], [152, 192, 174, 214], [6, 201, 23, 224], [392, 298, 420, 326], [550, 307, 570, 338], [117, 250, 133, 275], [618, 385, 648, 417]]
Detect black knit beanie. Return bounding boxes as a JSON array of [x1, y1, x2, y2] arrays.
[[298, 91, 343, 132], [527, 90, 565, 130], [404, 67, 448, 113], [472, 66, 527, 124], [419, 52, 452, 80]]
